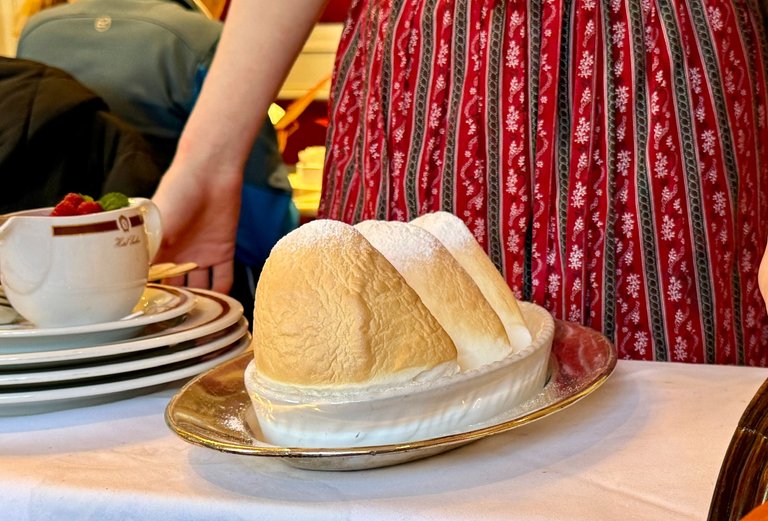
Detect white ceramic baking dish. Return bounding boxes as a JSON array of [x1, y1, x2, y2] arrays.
[[244, 301, 554, 448]]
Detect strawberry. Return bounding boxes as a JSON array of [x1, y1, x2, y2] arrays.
[[50, 191, 127, 216], [51, 193, 87, 216], [51, 200, 79, 216], [75, 200, 103, 215], [62, 193, 85, 207]]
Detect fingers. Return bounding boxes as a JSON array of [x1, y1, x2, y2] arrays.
[[162, 275, 187, 287], [179, 262, 234, 293], [211, 260, 235, 293], [186, 267, 214, 289]]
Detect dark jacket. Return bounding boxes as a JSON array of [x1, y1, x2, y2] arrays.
[[0, 57, 161, 213], [17, 0, 289, 192]]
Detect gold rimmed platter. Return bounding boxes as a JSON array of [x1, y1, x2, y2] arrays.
[[165, 320, 617, 471]]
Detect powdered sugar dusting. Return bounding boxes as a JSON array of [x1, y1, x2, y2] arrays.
[[411, 212, 474, 250], [273, 219, 355, 254], [355, 220, 440, 263]]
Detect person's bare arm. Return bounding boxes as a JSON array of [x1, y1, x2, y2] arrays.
[[153, 0, 328, 291]]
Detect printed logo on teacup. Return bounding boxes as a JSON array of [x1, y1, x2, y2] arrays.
[[52, 215, 144, 236], [118, 215, 131, 232], [115, 215, 141, 247], [115, 233, 141, 247]]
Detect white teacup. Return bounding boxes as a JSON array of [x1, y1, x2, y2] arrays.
[[0, 198, 162, 328]]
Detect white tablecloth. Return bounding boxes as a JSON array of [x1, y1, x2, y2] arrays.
[[2, 360, 766, 521]]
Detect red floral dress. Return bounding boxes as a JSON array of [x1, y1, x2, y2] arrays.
[[318, 0, 768, 364]]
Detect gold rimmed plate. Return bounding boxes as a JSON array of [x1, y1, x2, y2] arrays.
[[0, 334, 250, 416], [0, 284, 196, 350], [165, 320, 617, 471], [0, 289, 243, 367]]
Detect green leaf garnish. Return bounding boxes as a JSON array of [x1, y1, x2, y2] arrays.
[[98, 192, 130, 211]]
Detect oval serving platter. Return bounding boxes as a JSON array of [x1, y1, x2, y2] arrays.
[[165, 320, 617, 471]]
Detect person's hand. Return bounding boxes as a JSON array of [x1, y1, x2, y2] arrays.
[[759, 241, 768, 314], [151, 162, 242, 293]]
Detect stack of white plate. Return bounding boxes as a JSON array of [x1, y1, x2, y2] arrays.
[[0, 284, 249, 416]]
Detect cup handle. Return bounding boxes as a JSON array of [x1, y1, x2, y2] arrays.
[[0, 218, 52, 294], [135, 198, 163, 261]]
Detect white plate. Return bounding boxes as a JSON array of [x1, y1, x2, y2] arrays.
[[0, 334, 250, 416], [0, 284, 196, 349], [0, 288, 244, 368], [0, 318, 249, 386]]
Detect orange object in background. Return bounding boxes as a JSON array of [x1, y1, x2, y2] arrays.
[[275, 99, 328, 166], [209, 0, 229, 19], [274, 75, 330, 163], [742, 503, 768, 521], [185, 0, 228, 19], [273, 75, 330, 150]]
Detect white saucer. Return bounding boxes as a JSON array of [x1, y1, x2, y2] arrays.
[[0, 284, 196, 349], [0, 318, 249, 386], [0, 334, 250, 416], [0, 288, 244, 367]]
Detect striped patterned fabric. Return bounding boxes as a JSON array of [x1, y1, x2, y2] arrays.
[[318, 0, 768, 364]]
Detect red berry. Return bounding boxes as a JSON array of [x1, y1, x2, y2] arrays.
[[62, 193, 85, 207], [75, 201, 103, 215], [51, 200, 78, 216]]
